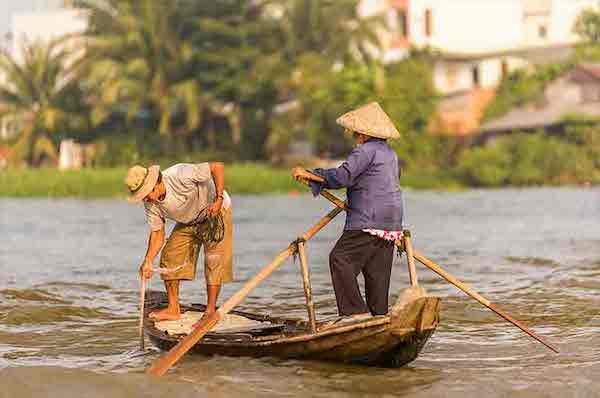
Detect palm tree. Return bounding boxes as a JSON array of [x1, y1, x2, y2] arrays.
[[279, 0, 382, 64], [0, 39, 85, 166], [76, 0, 203, 136], [183, 0, 285, 155]]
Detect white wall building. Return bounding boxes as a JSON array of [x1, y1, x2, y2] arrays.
[[360, 0, 599, 95]]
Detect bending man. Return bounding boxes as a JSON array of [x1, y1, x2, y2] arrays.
[[125, 162, 233, 322]]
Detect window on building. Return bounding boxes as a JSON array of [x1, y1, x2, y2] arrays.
[[538, 25, 547, 39], [472, 65, 480, 88], [501, 60, 509, 78], [398, 10, 409, 38], [446, 64, 458, 89], [425, 9, 432, 37]]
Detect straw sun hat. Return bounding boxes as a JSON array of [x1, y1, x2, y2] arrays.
[[336, 102, 400, 140], [124, 165, 160, 203]]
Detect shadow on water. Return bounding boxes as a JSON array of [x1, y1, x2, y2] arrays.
[[0, 367, 207, 398]]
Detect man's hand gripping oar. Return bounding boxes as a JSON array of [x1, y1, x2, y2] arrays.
[[295, 169, 559, 354]]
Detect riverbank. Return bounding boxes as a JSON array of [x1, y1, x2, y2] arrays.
[[0, 164, 465, 198]]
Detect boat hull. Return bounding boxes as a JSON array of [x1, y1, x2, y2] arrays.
[[145, 291, 440, 367]]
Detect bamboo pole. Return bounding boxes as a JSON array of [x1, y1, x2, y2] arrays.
[[297, 241, 317, 334], [146, 206, 344, 376], [411, 250, 559, 353], [302, 178, 559, 354], [402, 230, 418, 287], [139, 277, 146, 350]]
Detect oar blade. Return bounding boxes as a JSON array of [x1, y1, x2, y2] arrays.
[[146, 314, 220, 376], [489, 303, 559, 353]]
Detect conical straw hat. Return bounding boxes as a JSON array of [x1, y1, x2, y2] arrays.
[[336, 102, 400, 139]]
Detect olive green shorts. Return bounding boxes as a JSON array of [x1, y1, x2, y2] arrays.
[[159, 207, 233, 285]]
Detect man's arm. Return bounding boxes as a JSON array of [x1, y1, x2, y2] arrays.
[[140, 227, 165, 279], [207, 162, 225, 217]]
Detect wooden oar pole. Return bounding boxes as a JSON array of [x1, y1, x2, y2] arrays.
[[301, 178, 559, 354], [411, 250, 559, 353], [146, 206, 344, 376], [402, 230, 418, 287], [138, 276, 146, 351], [297, 241, 317, 334]]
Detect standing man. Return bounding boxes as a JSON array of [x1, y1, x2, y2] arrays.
[[125, 162, 233, 322], [293, 102, 403, 319]]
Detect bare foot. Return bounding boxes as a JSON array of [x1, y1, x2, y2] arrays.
[[149, 308, 181, 321], [192, 309, 216, 329]]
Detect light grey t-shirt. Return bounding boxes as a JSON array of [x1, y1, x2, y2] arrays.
[[144, 163, 225, 231]]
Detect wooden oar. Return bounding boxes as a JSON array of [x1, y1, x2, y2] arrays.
[[138, 266, 182, 351], [301, 176, 559, 354], [411, 250, 559, 353], [138, 276, 146, 350], [146, 206, 344, 376]]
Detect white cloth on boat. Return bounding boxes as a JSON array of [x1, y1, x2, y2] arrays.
[[154, 311, 265, 336]]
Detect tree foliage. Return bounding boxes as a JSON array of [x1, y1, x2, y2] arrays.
[[279, 0, 381, 64], [0, 39, 87, 166], [574, 8, 600, 43], [76, 0, 203, 135]]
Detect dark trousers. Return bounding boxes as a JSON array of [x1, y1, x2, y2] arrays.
[[329, 230, 394, 316]]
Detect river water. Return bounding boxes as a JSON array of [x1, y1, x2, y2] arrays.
[[1, 188, 599, 397]]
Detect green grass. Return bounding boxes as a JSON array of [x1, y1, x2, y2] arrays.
[[0, 163, 466, 198], [400, 169, 465, 191], [0, 168, 128, 198], [225, 163, 301, 194]]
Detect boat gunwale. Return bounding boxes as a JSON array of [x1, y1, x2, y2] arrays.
[[144, 295, 440, 346]]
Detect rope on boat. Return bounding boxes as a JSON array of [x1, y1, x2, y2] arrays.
[[291, 237, 306, 263], [195, 212, 225, 243]]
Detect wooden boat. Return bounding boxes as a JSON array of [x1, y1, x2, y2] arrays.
[[144, 186, 556, 377], [144, 289, 441, 367]]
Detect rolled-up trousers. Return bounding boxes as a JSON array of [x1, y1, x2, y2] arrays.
[[329, 230, 394, 316]]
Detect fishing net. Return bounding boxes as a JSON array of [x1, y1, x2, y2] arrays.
[[195, 212, 225, 243]]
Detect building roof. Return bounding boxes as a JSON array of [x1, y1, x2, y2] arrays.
[[480, 63, 600, 133], [480, 102, 600, 133], [431, 43, 575, 64]]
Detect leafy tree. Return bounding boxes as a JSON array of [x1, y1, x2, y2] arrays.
[[278, 0, 380, 64], [184, 0, 285, 159], [381, 57, 439, 169], [76, 0, 202, 136], [291, 55, 377, 155], [0, 39, 87, 166], [574, 8, 600, 61], [574, 8, 600, 43], [458, 132, 585, 186], [269, 0, 384, 158]]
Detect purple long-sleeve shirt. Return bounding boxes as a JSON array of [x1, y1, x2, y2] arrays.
[[311, 138, 404, 231]]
